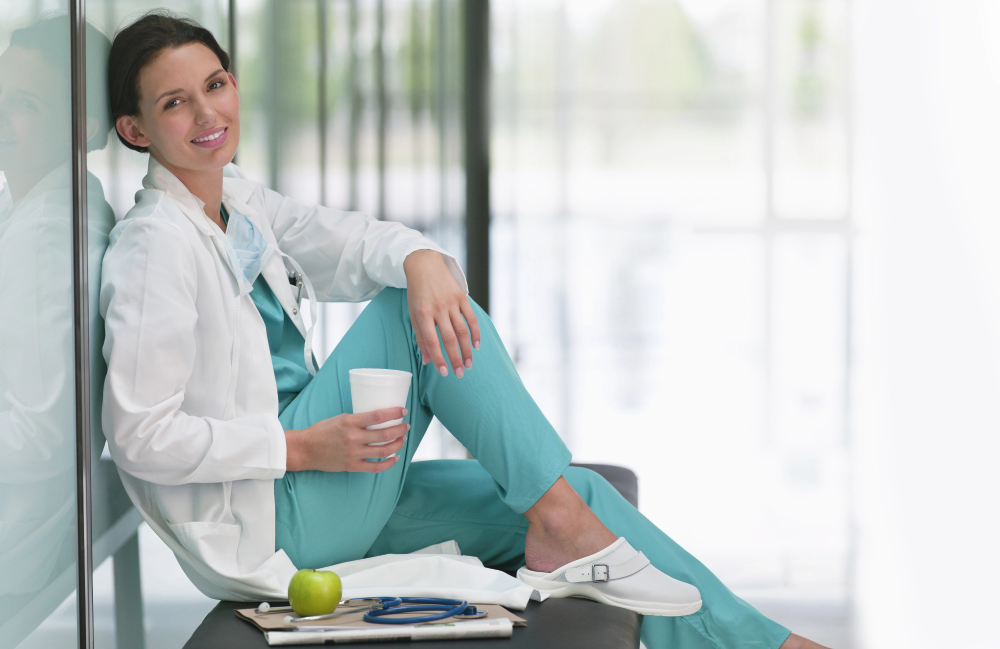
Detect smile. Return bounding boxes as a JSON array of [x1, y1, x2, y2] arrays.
[[190, 127, 228, 148]]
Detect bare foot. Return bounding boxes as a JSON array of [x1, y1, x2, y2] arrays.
[[780, 633, 832, 649], [523, 477, 618, 572]]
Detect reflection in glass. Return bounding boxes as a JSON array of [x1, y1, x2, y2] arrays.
[[0, 15, 114, 646]]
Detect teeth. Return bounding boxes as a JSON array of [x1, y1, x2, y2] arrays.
[[193, 129, 224, 143]]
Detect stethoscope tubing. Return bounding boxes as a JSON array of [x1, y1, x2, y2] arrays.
[[278, 596, 487, 626], [362, 597, 485, 625]]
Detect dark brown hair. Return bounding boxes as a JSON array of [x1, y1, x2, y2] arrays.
[[108, 11, 230, 153]]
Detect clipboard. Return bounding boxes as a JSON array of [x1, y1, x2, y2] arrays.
[[236, 601, 527, 632]]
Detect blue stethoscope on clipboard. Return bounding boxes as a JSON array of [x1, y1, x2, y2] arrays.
[[362, 597, 487, 624], [268, 597, 488, 626]]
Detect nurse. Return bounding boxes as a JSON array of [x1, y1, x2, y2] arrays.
[[101, 11, 826, 649]]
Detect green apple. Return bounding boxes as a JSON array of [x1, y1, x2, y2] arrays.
[[287, 568, 343, 617]]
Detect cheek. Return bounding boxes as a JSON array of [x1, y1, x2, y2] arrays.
[[153, 112, 191, 148]]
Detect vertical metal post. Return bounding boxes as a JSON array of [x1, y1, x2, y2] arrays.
[[376, 0, 387, 220], [435, 0, 447, 224], [229, 0, 238, 165], [70, 1, 94, 648], [463, 0, 491, 312], [348, 0, 360, 211], [318, 0, 328, 206], [228, 0, 237, 78], [266, 0, 280, 191], [410, 0, 423, 221]]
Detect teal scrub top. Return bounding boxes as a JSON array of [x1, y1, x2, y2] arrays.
[[221, 205, 312, 413]]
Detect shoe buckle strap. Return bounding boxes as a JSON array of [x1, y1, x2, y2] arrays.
[[564, 552, 650, 583]]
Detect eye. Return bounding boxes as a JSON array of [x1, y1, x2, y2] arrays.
[[20, 98, 39, 112], [208, 79, 225, 91], [164, 98, 181, 109]]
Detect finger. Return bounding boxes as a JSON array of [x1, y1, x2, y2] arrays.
[[362, 435, 407, 459], [363, 422, 410, 445], [350, 407, 407, 429], [449, 308, 473, 370], [354, 454, 400, 473], [436, 314, 465, 378], [411, 311, 430, 365], [460, 299, 481, 351], [421, 314, 449, 376]]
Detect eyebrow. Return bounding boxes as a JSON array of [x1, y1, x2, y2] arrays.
[[154, 68, 226, 104]]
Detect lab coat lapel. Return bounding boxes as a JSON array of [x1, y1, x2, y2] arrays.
[[259, 253, 309, 341], [222, 179, 310, 341]]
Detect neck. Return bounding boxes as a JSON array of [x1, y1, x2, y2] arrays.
[[151, 152, 226, 231], [5, 165, 58, 203]]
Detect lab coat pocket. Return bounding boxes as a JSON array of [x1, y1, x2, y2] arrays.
[[168, 520, 244, 576]]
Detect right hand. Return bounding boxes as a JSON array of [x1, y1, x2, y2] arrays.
[[284, 407, 409, 473]]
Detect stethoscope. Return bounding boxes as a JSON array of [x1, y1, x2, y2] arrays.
[[257, 597, 488, 626]]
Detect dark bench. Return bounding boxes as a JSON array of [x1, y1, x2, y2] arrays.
[[184, 463, 642, 649]]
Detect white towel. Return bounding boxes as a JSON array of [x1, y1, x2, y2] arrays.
[[317, 541, 544, 611]]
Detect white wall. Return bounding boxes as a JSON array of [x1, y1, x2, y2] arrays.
[[854, 1, 1000, 646]]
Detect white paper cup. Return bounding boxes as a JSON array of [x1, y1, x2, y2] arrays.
[[349, 369, 412, 443]]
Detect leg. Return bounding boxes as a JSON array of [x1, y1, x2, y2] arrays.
[[273, 287, 570, 568], [368, 460, 792, 649]]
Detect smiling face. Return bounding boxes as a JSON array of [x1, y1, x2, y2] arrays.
[[0, 45, 71, 186], [116, 42, 239, 176]]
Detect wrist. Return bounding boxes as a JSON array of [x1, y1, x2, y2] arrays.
[[284, 428, 309, 472], [403, 249, 442, 277]]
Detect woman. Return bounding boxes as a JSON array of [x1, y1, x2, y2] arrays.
[[102, 11, 825, 649]]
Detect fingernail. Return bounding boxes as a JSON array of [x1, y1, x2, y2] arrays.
[[474, 341, 480, 350], [439, 365, 448, 376], [455, 367, 464, 378], [423, 357, 430, 365], [405, 423, 411, 431], [401, 408, 408, 416], [464, 359, 473, 369]]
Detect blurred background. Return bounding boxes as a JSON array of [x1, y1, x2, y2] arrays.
[[3, 0, 1000, 647]]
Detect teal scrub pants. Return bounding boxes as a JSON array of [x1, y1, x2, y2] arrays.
[[275, 288, 790, 649]]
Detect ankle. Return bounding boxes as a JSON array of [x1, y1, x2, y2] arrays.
[[525, 477, 585, 529]]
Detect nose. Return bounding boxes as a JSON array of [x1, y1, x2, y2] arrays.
[[192, 94, 216, 124]]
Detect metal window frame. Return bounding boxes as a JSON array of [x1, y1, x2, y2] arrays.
[[70, 0, 94, 648], [464, 0, 491, 312]]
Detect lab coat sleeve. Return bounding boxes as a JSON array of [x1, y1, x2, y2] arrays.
[[100, 217, 286, 486], [259, 186, 468, 302]]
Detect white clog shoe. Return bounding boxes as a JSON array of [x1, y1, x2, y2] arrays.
[[516, 538, 702, 617]]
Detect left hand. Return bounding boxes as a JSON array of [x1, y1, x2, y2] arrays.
[[403, 250, 481, 377]]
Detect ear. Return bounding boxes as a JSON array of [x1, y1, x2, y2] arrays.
[[115, 114, 151, 149], [227, 71, 238, 92]]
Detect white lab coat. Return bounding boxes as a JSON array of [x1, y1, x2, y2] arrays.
[[99, 156, 466, 601]]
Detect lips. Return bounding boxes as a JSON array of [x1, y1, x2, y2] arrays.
[[190, 126, 227, 149]]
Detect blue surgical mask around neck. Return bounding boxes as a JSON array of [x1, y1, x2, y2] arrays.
[[221, 208, 275, 295]]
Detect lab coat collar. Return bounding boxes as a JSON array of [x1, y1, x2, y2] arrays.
[[141, 155, 309, 340], [141, 156, 258, 235]]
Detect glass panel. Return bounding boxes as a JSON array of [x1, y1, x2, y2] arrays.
[[491, 0, 852, 627], [772, 0, 849, 220], [492, 0, 768, 231], [0, 5, 79, 648]]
